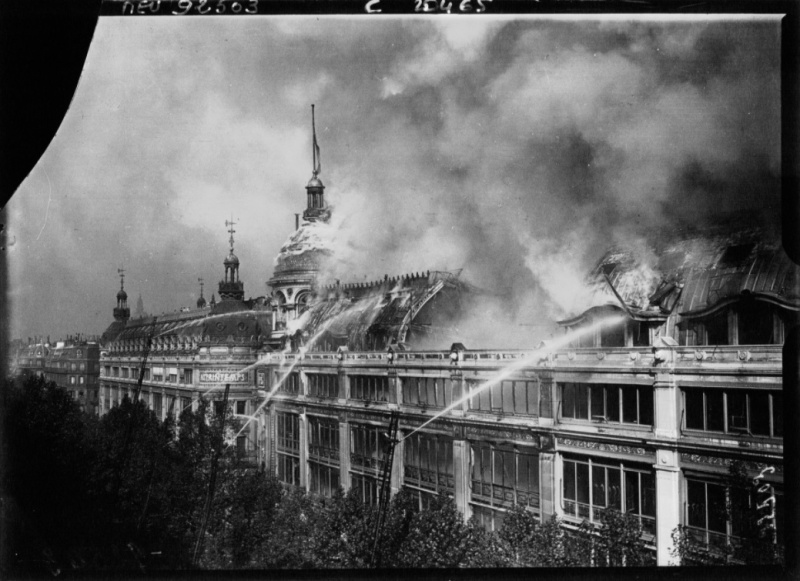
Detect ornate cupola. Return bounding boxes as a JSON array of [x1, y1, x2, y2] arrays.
[[197, 277, 207, 308], [113, 268, 130, 322], [303, 104, 331, 223], [218, 218, 245, 302]]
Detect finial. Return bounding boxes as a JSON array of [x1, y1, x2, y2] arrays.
[[198, 277, 205, 298], [117, 267, 125, 290], [225, 216, 237, 252]]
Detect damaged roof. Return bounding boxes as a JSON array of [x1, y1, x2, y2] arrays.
[[561, 226, 800, 324], [296, 271, 468, 348]]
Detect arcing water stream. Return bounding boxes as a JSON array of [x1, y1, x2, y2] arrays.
[[398, 313, 625, 442]]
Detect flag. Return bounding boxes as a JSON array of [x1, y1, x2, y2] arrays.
[[313, 132, 321, 176]]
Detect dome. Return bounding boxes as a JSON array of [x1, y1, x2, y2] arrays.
[[117, 289, 128, 301], [307, 176, 324, 189], [197, 296, 207, 308], [224, 251, 240, 266]]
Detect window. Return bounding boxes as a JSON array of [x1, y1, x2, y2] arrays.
[[350, 423, 388, 505], [350, 375, 392, 402], [683, 388, 781, 437], [561, 383, 653, 426], [704, 311, 729, 346], [737, 302, 776, 345], [70, 376, 76, 385], [236, 435, 247, 455], [235, 400, 246, 415], [600, 321, 625, 347], [308, 416, 340, 498], [469, 379, 538, 416], [79, 362, 85, 371], [152, 367, 164, 382], [404, 433, 454, 496], [167, 368, 178, 384], [403, 376, 453, 409], [71, 363, 77, 371], [308, 373, 339, 398], [121, 367, 129, 379], [153, 394, 163, 418], [684, 478, 784, 551], [79, 376, 85, 385], [112, 367, 119, 377], [309, 417, 339, 462], [278, 372, 300, 395], [183, 369, 193, 384], [563, 456, 655, 535], [351, 473, 379, 506], [471, 443, 539, 527], [180, 397, 191, 414], [276, 412, 301, 487], [142, 368, 150, 381]]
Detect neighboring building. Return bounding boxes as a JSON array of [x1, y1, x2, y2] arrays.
[[98, 226, 271, 461], [15, 336, 101, 414]]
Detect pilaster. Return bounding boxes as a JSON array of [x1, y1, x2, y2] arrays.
[[299, 411, 308, 490], [339, 419, 351, 491], [654, 449, 681, 566], [539, 451, 557, 522], [652, 372, 679, 439], [453, 439, 471, 521]]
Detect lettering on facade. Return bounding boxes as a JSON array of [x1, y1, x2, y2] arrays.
[[199, 370, 249, 384], [557, 437, 648, 456], [465, 426, 541, 445], [679, 453, 783, 475]]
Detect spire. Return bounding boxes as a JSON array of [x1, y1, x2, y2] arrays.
[[226, 215, 236, 254], [303, 104, 330, 223], [219, 219, 244, 302], [114, 267, 130, 322], [197, 277, 207, 308]]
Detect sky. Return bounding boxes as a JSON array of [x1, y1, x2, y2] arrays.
[[5, 15, 782, 345]]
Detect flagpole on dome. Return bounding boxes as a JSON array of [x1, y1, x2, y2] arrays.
[[312, 104, 321, 177]]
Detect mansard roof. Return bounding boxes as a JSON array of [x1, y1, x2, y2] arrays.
[[559, 225, 799, 326]]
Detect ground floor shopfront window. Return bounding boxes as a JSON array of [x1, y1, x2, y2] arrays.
[[562, 455, 655, 536]]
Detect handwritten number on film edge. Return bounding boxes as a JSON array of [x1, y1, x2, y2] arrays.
[[170, 0, 258, 15]]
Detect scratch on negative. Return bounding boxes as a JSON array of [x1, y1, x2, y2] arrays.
[[36, 172, 53, 241]]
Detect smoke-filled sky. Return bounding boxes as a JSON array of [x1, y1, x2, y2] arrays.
[[6, 15, 781, 343]]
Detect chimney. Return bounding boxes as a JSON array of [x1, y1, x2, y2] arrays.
[[295, 213, 300, 230]]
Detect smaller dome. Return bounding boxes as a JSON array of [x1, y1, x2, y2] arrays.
[[224, 251, 240, 266], [307, 176, 324, 189], [117, 289, 128, 301], [197, 296, 207, 308]]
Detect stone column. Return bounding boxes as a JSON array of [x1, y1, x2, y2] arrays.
[[339, 418, 351, 491], [453, 438, 472, 522], [654, 449, 681, 566]]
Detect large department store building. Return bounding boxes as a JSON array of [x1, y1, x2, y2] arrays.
[[99, 123, 792, 566]]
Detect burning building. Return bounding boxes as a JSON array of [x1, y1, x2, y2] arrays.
[[98, 109, 790, 567]]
